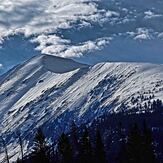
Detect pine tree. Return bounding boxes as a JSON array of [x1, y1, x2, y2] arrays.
[[70, 121, 80, 162], [16, 157, 21, 163], [126, 123, 143, 163], [16, 131, 24, 162], [1, 136, 9, 163], [79, 127, 93, 163], [118, 123, 143, 163], [58, 133, 73, 163], [94, 130, 106, 163], [117, 141, 128, 163], [32, 128, 49, 163], [118, 123, 156, 163], [141, 121, 156, 163]]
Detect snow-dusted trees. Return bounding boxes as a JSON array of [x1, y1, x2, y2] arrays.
[[31, 128, 49, 163]]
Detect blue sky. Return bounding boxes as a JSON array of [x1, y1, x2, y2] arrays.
[[0, 0, 163, 74]]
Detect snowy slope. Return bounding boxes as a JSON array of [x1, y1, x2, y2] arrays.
[[0, 55, 163, 161]]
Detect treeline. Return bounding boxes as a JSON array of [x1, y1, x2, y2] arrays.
[[5, 99, 163, 163], [22, 125, 106, 163], [17, 121, 157, 163]]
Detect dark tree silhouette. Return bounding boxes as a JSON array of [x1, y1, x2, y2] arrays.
[[58, 133, 73, 163], [79, 127, 93, 163], [32, 128, 49, 163], [126, 123, 143, 163], [118, 123, 156, 163], [94, 129, 106, 163], [1, 136, 9, 163], [141, 121, 156, 163], [117, 141, 128, 163], [70, 121, 80, 162], [16, 131, 24, 162]]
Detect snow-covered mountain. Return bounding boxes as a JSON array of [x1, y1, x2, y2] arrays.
[[0, 54, 163, 161], [0, 0, 163, 162]]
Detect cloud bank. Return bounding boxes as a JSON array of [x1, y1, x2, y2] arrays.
[[0, 0, 163, 71], [0, 0, 112, 58]]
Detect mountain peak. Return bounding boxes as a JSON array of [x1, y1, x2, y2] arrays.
[[41, 54, 88, 74], [1, 57, 163, 161]]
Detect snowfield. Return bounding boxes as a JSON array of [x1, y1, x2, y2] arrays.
[[0, 55, 163, 161]]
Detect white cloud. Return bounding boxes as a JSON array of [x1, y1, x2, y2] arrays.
[[31, 34, 70, 54], [105, 10, 120, 17], [0, 0, 163, 63], [127, 28, 152, 41], [32, 34, 112, 57], [134, 34, 150, 40], [0, 64, 3, 69], [0, 0, 100, 36], [61, 37, 112, 58], [0, 0, 111, 58], [158, 33, 163, 39], [144, 10, 162, 19], [134, 28, 151, 40], [0, 0, 97, 36]]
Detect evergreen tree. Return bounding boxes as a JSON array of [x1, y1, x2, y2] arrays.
[[117, 141, 128, 163], [141, 121, 156, 163], [53, 149, 60, 163], [16, 157, 21, 163], [58, 133, 73, 163], [0, 136, 9, 163], [118, 123, 156, 163], [118, 123, 143, 163], [79, 127, 93, 163], [70, 121, 80, 162], [16, 131, 24, 162], [94, 130, 106, 163], [32, 128, 49, 163], [117, 122, 127, 163], [126, 123, 143, 163]]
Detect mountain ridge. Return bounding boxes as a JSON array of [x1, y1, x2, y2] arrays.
[[1, 54, 163, 161]]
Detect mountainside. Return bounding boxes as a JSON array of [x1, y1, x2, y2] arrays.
[[0, 54, 163, 161]]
